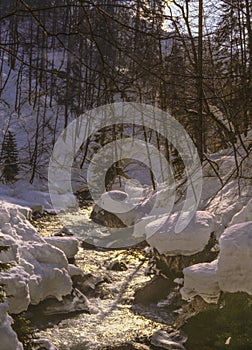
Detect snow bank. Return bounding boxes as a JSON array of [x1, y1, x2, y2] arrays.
[[218, 222, 252, 295], [0, 302, 23, 350], [145, 211, 216, 256], [181, 221, 252, 302], [0, 201, 77, 314]]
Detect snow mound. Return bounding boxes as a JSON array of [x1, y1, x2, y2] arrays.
[[218, 222, 252, 295], [145, 211, 216, 256], [0, 302, 24, 350], [180, 260, 220, 304], [181, 221, 252, 303], [0, 201, 77, 314]]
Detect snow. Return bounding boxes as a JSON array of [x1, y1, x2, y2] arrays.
[[0, 302, 23, 350], [229, 198, 252, 226], [180, 260, 220, 304], [44, 237, 79, 259], [217, 222, 252, 295], [180, 221, 252, 302], [145, 211, 216, 256], [0, 201, 79, 314]]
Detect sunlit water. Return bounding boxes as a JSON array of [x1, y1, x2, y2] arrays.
[[32, 207, 173, 350]]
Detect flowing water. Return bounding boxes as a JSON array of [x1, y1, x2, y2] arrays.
[[31, 207, 174, 350]]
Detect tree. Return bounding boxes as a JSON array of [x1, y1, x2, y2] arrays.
[[0, 131, 19, 183]]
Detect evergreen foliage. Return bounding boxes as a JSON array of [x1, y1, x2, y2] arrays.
[[0, 131, 19, 184]]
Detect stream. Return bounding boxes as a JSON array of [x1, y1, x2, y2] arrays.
[[30, 205, 175, 350], [25, 204, 252, 350]]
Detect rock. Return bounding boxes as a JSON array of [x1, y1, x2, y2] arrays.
[[151, 330, 187, 349], [72, 272, 111, 296], [33, 338, 58, 350], [54, 226, 74, 236], [31, 205, 43, 219], [102, 342, 150, 350], [149, 232, 218, 279], [134, 276, 172, 305], [44, 236, 79, 259], [0, 302, 24, 350], [107, 259, 128, 271], [42, 288, 91, 315], [180, 293, 252, 349], [146, 211, 216, 256], [90, 204, 126, 228], [218, 222, 252, 295], [180, 260, 220, 304]]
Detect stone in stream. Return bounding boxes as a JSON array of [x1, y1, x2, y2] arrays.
[[90, 204, 127, 228], [107, 259, 128, 271], [33, 338, 58, 350], [54, 226, 74, 236], [134, 275, 173, 305], [151, 329, 187, 350], [148, 232, 218, 279], [102, 342, 150, 350], [42, 288, 94, 315], [72, 272, 112, 297]]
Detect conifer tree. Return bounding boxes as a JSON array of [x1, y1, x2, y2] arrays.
[[1, 131, 19, 184]]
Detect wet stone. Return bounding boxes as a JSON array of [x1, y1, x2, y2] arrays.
[[102, 342, 150, 350], [107, 259, 128, 271], [151, 329, 187, 350], [134, 276, 173, 305]]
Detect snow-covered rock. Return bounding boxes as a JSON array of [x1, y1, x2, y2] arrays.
[[229, 199, 252, 226], [44, 237, 79, 259], [0, 266, 30, 314], [0, 302, 23, 350], [18, 242, 72, 305], [145, 211, 216, 256], [151, 329, 187, 350], [180, 260, 220, 304], [33, 338, 58, 350], [217, 222, 252, 295], [0, 201, 75, 313]]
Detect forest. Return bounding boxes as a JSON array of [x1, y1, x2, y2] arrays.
[[0, 1, 252, 350]]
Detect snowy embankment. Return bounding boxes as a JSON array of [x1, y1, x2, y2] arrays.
[[147, 139, 252, 304], [0, 201, 80, 349], [93, 135, 252, 304]]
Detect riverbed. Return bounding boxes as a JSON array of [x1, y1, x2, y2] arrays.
[[31, 207, 174, 350]]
